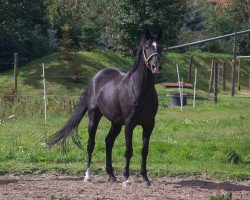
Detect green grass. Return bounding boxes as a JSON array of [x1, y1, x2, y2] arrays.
[[0, 51, 131, 94], [0, 85, 250, 180], [0, 50, 250, 180]]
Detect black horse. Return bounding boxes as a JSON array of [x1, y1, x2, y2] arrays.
[[47, 29, 163, 187]]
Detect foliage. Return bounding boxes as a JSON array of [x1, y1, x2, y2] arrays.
[[110, 0, 186, 53], [48, 0, 108, 50], [205, 0, 250, 54], [182, 0, 250, 54], [59, 23, 74, 60], [1, 0, 250, 73], [224, 149, 241, 164], [0, 0, 50, 71], [79, 20, 101, 51]]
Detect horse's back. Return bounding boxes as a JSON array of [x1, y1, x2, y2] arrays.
[[91, 68, 126, 91]]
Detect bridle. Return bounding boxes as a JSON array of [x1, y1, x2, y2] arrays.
[[143, 45, 162, 71]]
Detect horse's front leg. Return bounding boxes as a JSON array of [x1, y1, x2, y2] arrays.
[[122, 124, 135, 187], [141, 121, 154, 187]]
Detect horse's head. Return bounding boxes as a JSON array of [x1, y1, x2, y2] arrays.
[[143, 29, 163, 75]]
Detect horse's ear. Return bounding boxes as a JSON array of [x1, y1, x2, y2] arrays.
[[157, 29, 163, 41], [144, 28, 151, 40]]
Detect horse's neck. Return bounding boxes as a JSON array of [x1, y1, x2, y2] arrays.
[[129, 55, 155, 98]]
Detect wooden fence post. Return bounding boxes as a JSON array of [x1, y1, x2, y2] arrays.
[[231, 60, 236, 96], [13, 53, 18, 95], [249, 71, 250, 89], [214, 62, 218, 103], [238, 59, 241, 91], [222, 61, 226, 92], [188, 55, 193, 83], [209, 60, 215, 93]]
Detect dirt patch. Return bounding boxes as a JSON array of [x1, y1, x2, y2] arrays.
[[0, 173, 249, 200]]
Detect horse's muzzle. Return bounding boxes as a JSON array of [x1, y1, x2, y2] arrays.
[[152, 67, 160, 75]]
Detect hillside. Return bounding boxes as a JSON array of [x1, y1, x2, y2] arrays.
[[1, 50, 249, 97]]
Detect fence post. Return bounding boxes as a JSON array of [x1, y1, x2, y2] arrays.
[[249, 71, 250, 89], [176, 64, 183, 111], [13, 53, 18, 95], [214, 62, 218, 103], [209, 60, 215, 93], [42, 63, 47, 123], [238, 59, 241, 91], [231, 33, 237, 97], [188, 55, 193, 83], [222, 61, 226, 92], [231, 60, 236, 96], [193, 68, 197, 108]]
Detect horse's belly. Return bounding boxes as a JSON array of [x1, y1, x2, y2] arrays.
[[97, 90, 124, 124]]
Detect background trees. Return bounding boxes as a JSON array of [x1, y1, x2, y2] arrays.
[[109, 0, 186, 52], [178, 0, 250, 53], [0, 0, 49, 71], [0, 0, 249, 71], [48, 0, 109, 50]]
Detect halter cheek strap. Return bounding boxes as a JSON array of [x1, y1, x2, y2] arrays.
[[143, 46, 162, 71]]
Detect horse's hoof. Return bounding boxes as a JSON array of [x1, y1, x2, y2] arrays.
[[83, 177, 91, 183], [122, 180, 131, 187], [108, 175, 117, 182], [142, 180, 151, 187]]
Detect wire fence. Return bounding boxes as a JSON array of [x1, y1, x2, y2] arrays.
[[1, 61, 250, 145], [1, 55, 250, 120]]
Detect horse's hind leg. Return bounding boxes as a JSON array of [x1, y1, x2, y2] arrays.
[[105, 123, 122, 182], [84, 109, 102, 182]]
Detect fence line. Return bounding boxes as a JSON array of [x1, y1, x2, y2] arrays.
[[0, 94, 82, 97], [1, 93, 249, 99], [2, 69, 244, 79], [1, 57, 250, 109], [165, 29, 250, 51]]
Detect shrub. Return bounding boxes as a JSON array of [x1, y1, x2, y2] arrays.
[[224, 149, 241, 164]]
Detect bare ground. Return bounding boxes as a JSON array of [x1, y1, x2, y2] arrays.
[[0, 173, 249, 200]]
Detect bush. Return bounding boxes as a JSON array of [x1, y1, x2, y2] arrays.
[[59, 24, 74, 60], [224, 149, 241, 164]]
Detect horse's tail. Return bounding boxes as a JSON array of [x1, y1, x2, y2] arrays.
[[46, 88, 88, 152]]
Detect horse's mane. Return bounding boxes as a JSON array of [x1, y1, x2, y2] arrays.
[[128, 36, 146, 77]]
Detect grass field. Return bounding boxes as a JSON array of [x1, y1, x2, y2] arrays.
[[0, 85, 250, 180], [0, 50, 250, 180]]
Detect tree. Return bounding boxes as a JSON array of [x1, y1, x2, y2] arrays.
[[109, 0, 186, 52], [203, 0, 250, 54], [177, 0, 250, 54], [59, 23, 74, 60], [48, 0, 109, 50], [0, 0, 49, 71]]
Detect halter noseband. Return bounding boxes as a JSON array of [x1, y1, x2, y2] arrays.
[[143, 46, 162, 71]]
